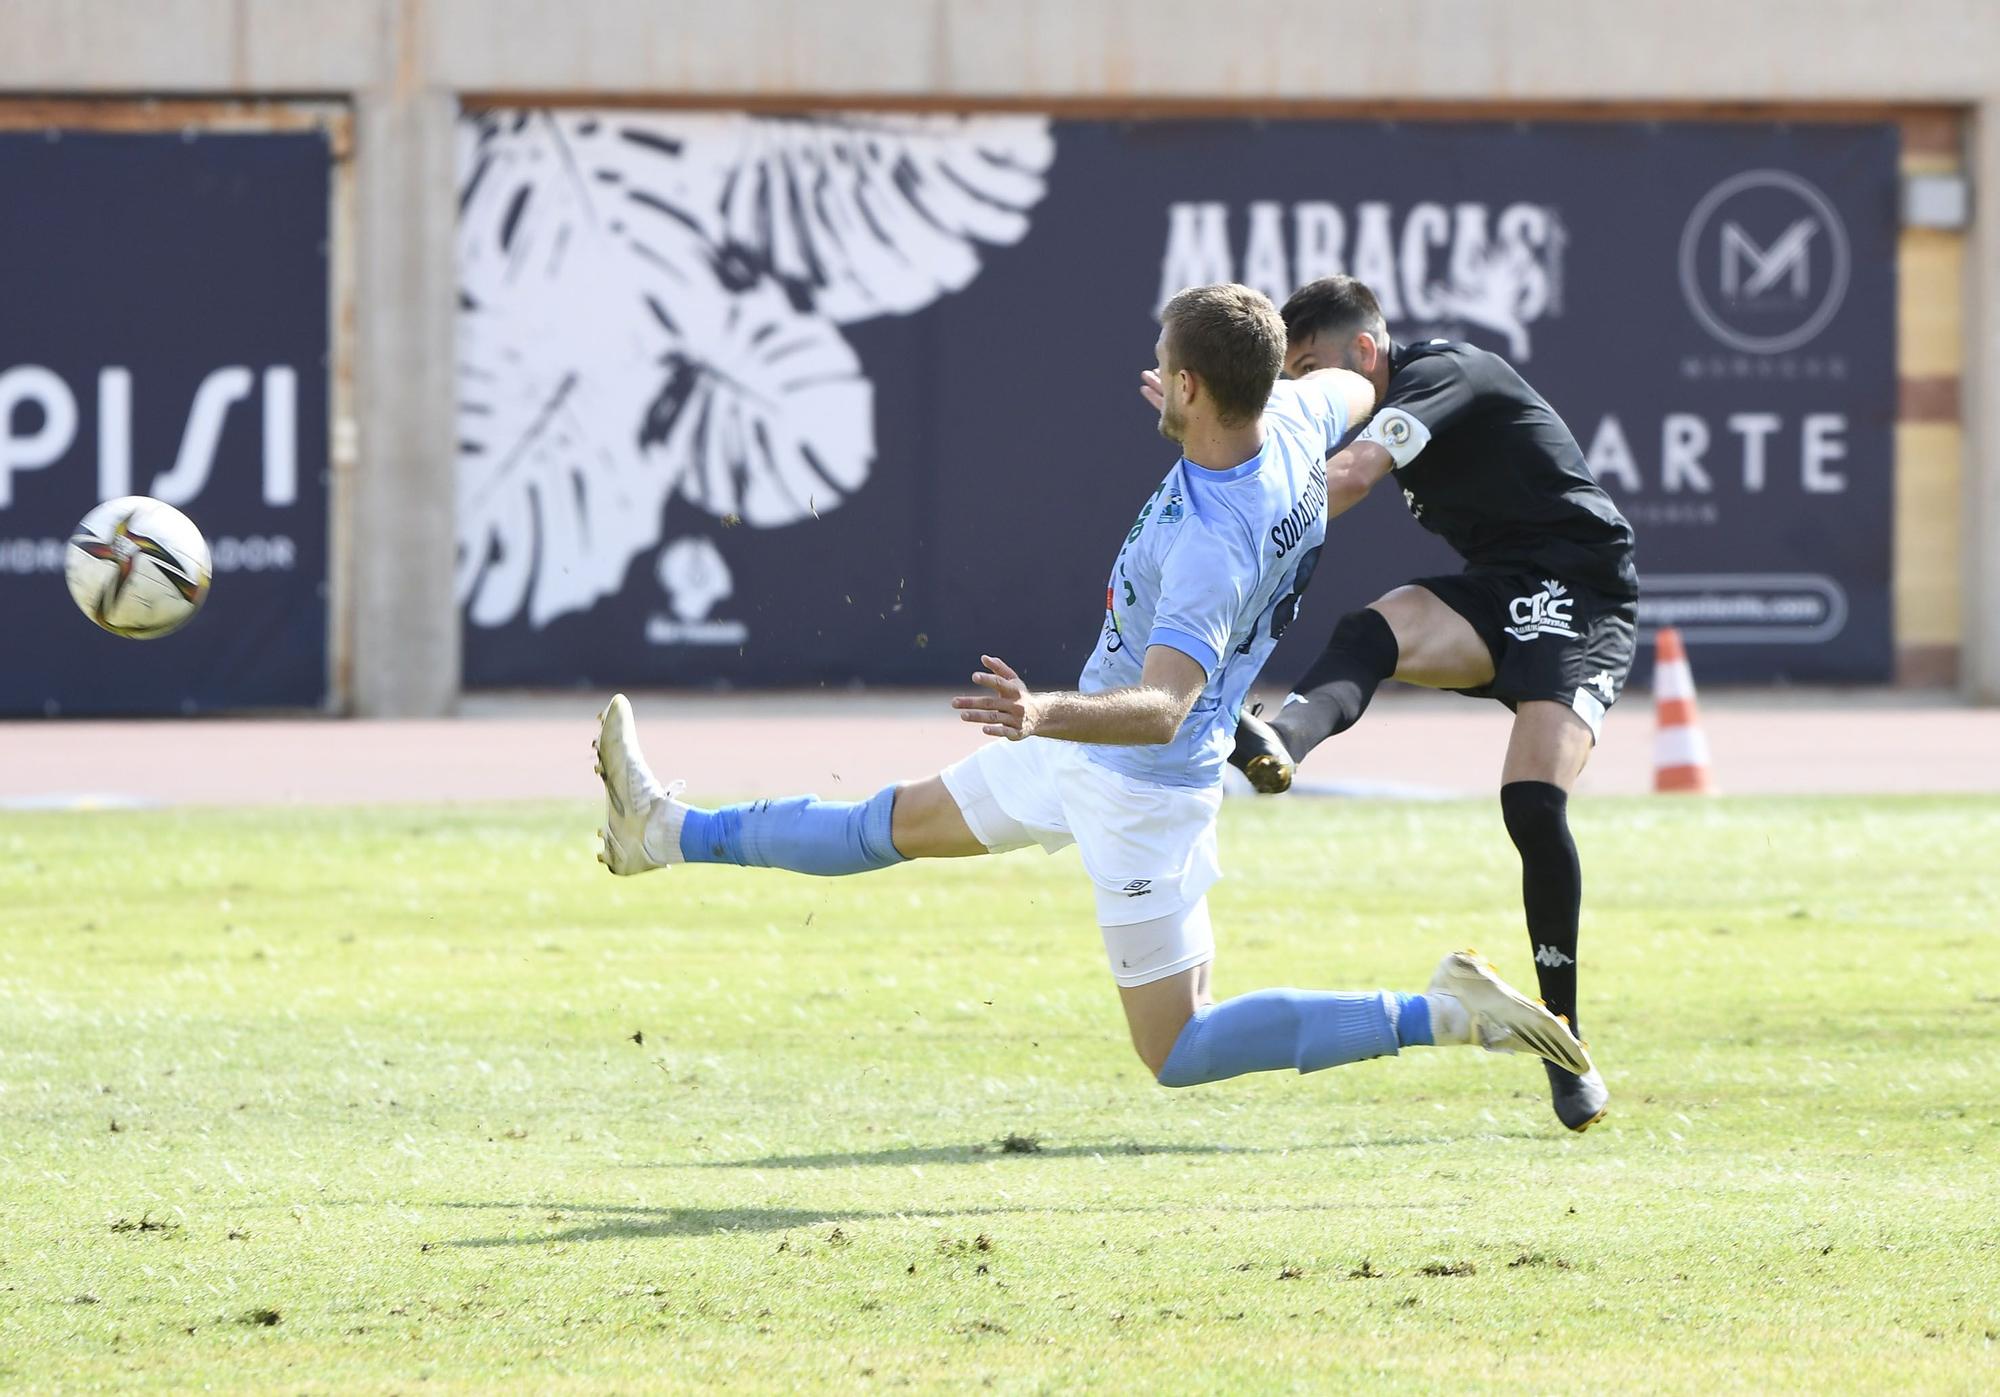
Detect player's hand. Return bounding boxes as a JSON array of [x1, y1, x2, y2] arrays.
[[1139, 369, 1165, 412], [952, 654, 1042, 740]]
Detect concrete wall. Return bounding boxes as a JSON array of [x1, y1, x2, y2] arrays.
[[3, 0, 1996, 707]]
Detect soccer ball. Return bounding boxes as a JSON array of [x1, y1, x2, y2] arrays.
[[64, 496, 213, 639]]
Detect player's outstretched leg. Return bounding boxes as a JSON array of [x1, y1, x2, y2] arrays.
[[1141, 950, 1591, 1087], [1229, 585, 1495, 793], [1227, 608, 1399, 793], [593, 694, 910, 877]]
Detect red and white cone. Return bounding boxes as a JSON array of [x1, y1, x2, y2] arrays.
[[1652, 626, 1713, 794]]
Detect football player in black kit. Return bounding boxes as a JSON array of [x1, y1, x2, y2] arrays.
[[1185, 275, 1637, 1133]]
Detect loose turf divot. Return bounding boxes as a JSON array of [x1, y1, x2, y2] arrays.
[[1420, 1261, 1477, 1277]]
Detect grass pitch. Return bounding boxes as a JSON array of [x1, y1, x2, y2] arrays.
[[2, 795, 1996, 1392]]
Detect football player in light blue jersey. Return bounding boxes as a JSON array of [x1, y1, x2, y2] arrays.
[[592, 283, 1592, 1098], [1078, 360, 1334, 793]]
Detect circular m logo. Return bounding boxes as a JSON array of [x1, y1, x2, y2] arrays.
[[1678, 170, 1850, 354]]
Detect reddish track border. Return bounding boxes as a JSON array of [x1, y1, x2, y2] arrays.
[[2, 691, 1995, 808]]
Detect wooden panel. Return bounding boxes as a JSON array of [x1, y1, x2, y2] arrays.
[[1899, 230, 1965, 379], [1893, 422, 1964, 646]]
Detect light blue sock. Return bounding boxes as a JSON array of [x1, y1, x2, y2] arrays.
[[1395, 992, 1433, 1046], [676, 785, 905, 876], [1155, 988, 1403, 1087]]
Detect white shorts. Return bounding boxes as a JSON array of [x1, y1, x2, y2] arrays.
[[939, 738, 1222, 987]]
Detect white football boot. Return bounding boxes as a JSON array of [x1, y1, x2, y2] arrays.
[[1427, 950, 1594, 1077], [592, 694, 688, 876]]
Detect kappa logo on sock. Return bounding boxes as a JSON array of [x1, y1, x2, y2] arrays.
[[1534, 944, 1576, 968], [1121, 879, 1154, 897]]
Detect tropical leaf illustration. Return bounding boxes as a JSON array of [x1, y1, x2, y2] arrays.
[[635, 247, 873, 528], [454, 108, 1051, 630], [610, 112, 1056, 322], [457, 115, 688, 629], [455, 115, 872, 629]]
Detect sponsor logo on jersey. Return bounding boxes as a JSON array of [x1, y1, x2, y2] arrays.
[[1269, 461, 1327, 558], [1125, 481, 1168, 544], [1505, 579, 1579, 641], [1679, 170, 1851, 355]]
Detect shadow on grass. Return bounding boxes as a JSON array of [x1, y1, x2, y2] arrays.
[[438, 1195, 1432, 1247], [667, 1128, 1551, 1171], [676, 1141, 1255, 1170]]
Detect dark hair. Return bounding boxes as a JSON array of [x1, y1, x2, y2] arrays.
[[1160, 283, 1286, 425], [1280, 275, 1389, 349]]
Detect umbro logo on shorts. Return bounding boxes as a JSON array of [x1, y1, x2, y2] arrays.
[[1122, 879, 1153, 897], [1505, 579, 1581, 642]]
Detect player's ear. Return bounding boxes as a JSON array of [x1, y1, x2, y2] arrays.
[[1355, 332, 1382, 376]]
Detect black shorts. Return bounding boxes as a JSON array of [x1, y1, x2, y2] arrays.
[[1412, 570, 1637, 740]]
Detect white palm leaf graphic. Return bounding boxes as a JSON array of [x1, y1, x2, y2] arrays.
[[635, 250, 873, 526], [575, 112, 1055, 323], [455, 114, 874, 628], [458, 118, 673, 627]]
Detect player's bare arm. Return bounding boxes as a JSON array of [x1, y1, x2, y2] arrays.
[[1140, 365, 1371, 419], [952, 645, 1205, 746], [1321, 438, 1396, 518]]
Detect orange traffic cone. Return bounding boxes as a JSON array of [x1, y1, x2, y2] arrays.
[[1652, 627, 1713, 793]]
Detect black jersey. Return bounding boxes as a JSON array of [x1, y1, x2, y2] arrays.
[[1357, 339, 1637, 600]]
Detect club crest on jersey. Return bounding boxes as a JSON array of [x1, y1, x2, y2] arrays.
[[1505, 579, 1578, 641]]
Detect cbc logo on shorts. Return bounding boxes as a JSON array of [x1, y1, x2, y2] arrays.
[[1678, 170, 1851, 355]]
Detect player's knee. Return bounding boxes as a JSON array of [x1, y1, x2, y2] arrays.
[[887, 777, 981, 859], [1331, 606, 1398, 658], [1136, 1031, 1180, 1081], [1123, 1005, 1195, 1082], [1500, 779, 1570, 850]]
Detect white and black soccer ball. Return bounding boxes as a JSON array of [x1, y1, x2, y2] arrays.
[[64, 496, 213, 639]]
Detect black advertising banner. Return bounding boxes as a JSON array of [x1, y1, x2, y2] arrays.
[[457, 116, 1895, 689], [0, 130, 330, 714]]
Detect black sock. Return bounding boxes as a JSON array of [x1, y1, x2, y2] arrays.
[[1270, 608, 1400, 761], [1500, 781, 1582, 1039]]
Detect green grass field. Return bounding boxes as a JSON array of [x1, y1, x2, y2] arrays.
[[2, 795, 1996, 1392]]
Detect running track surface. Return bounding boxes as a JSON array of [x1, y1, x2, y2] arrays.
[[2, 690, 1995, 808]]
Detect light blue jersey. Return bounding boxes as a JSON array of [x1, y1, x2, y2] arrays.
[[1078, 379, 1349, 789]]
